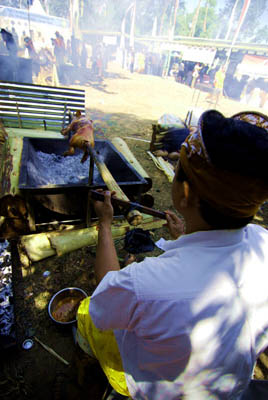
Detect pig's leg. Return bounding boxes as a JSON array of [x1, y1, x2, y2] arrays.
[[63, 146, 75, 157], [80, 149, 89, 163]]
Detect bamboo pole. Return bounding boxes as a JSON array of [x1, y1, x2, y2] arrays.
[[87, 146, 129, 202], [0, 136, 23, 198], [34, 336, 70, 366], [111, 137, 150, 181], [18, 215, 166, 263]]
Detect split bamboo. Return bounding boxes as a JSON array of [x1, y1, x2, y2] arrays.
[[19, 214, 166, 263]]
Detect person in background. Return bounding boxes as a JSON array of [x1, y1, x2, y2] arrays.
[[177, 60, 185, 83], [75, 109, 268, 400], [80, 43, 87, 68], [0, 29, 17, 56], [24, 36, 40, 78], [206, 65, 226, 104], [55, 31, 65, 65], [66, 39, 72, 63], [0, 34, 7, 54], [191, 62, 202, 88], [129, 48, 135, 73], [1, 28, 18, 80], [11, 26, 19, 48]]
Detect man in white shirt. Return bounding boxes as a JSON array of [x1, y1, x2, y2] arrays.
[[77, 110, 268, 399]]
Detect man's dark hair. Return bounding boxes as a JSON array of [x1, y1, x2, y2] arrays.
[[201, 110, 268, 180], [178, 110, 268, 229], [176, 166, 253, 229]]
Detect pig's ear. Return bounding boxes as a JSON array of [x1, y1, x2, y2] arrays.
[[75, 111, 82, 117]]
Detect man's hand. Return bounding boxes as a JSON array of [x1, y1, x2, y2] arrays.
[[93, 190, 115, 226], [165, 210, 185, 239]]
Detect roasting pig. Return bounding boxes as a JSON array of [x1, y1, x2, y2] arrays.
[[61, 111, 94, 163]]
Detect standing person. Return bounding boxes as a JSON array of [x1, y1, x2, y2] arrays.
[[191, 62, 202, 88], [206, 65, 226, 104], [0, 29, 17, 56], [76, 110, 268, 399], [66, 39, 72, 63], [11, 27, 19, 48], [177, 60, 185, 83], [55, 31, 65, 63], [129, 48, 135, 73], [24, 36, 40, 78], [0, 28, 17, 81], [80, 43, 87, 68]]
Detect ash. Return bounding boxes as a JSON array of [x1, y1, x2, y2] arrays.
[[0, 241, 15, 340], [27, 152, 103, 186]]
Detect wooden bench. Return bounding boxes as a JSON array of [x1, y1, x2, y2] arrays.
[[0, 81, 85, 132]]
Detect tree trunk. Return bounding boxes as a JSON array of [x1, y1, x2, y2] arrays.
[[159, 0, 170, 36], [190, 0, 202, 37], [171, 0, 180, 38], [203, 0, 209, 33]]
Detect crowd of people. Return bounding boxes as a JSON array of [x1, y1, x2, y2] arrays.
[[0, 26, 110, 85]]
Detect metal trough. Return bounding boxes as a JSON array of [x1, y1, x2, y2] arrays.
[[18, 137, 148, 222]]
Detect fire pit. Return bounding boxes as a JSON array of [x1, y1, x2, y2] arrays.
[[18, 138, 148, 223]]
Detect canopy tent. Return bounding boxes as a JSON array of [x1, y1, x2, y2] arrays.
[[158, 43, 216, 66], [236, 54, 268, 79]]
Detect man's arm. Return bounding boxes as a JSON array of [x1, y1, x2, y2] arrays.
[[93, 191, 120, 285]]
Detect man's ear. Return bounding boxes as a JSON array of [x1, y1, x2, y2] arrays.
[[181, 181, 199, 208]]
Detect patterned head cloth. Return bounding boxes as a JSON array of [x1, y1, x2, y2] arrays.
[[180, 110, 268, 218]]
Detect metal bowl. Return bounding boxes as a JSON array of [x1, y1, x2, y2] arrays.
[[48, 287, 87, 325]]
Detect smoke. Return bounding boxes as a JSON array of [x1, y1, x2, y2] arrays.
[[0, 2, 268, 113]]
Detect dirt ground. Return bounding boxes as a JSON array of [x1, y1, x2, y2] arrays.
[[2, 62, 268, 400]]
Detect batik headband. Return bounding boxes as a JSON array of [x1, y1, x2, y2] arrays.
[[179, 110, 268, 218]]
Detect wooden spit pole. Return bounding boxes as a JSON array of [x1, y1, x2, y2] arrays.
[[90, 189, 166, 220]]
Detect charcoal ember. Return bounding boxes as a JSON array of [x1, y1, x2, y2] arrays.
[[27, 151, 103, 186], [0, 241, 16, 349]]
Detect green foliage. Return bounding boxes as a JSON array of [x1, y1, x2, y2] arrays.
[[219, 0, 268, 41], [1, 0, 268, 44]]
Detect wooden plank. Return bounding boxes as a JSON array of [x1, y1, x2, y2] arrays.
[[0, 101, 67, 111], [0, 96, 85, 107], [0, 82, 85, 95], [0, 84, 85, 96], [0, 91, 85, 103], [0, 112, 65, 120], [6, 127, 63, 139], [0, 82, 85, 131], [0, 106, 66, 116], [1, 121, 64, 130]]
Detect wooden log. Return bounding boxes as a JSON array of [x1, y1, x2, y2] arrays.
[[90, 190, 166, 220], [18, 215, 166, 263]]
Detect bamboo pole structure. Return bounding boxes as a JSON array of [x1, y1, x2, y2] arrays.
[[18, 214, 166, 263]]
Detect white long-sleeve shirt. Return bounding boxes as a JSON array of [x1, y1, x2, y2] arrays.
[[90, 224, 268, 400]]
